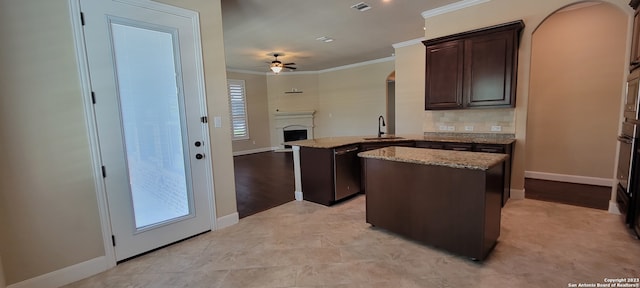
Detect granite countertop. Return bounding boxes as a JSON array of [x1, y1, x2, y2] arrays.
[[358, 146, 508, 170], [286, 133, 515, 149], [422, 132, 515, 145]]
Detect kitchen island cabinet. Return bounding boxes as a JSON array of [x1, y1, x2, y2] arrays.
[[416, 140, 513, 206], [359, 147, 507, 260], [286, 133, 514, 205]]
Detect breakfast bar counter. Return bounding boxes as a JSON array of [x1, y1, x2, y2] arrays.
[[359, 146, 507, 260], [357, 145, 507, 170]]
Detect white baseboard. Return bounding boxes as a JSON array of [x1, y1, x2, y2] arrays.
[[7, 256, 110, 288], [609, 200, 622, 215], [232, 147, 274, 156], [216, 212, 239, 229], [510, 188, 525, 200], [295, 191, 303, 201], [524, 171, 613, 187]]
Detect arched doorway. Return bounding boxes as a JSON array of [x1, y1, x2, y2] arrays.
[[525, 1, 627, 209], [387, 71, 396, 135]]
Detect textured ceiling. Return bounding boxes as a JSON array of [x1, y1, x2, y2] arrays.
[[221, 0, 460, 73]]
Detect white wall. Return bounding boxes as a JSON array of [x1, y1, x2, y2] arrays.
[[400, 0, 633, 191], [265, 60, 395, 146], [267, 73, 320, 147], [395, 42, 426, 135], [227, 71, 272, 154], [527, 3, 626, 179], [0, 0, 104, 283], [0, 0, 237, 285], [316, 60, 395, 138]]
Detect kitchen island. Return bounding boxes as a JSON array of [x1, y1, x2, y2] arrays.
[[359, 146, 508, 260], [286, 133, 514, 205]]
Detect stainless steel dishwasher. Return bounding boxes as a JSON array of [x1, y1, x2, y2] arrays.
[[333, 145, 361, 200]]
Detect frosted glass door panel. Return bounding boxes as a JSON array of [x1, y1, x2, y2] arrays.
[[111, 22, 192, 230]]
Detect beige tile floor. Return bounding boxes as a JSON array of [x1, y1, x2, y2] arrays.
[[65, 196, 640, 288]]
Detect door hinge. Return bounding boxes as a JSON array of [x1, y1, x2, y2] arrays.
[[91, 91, 96, 104], [101, 166, 106, 178], [201, 116, 208, 123], [80, 12, 85, 26], [111, 235, 116, 247]]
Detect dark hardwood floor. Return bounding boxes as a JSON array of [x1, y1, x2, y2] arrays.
[[234, 151, 295, 218], [524, 178, 611, 210]]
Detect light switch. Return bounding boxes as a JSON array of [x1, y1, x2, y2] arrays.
[[214, 116, 222, 128]]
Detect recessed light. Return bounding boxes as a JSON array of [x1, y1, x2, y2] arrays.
[[351, 2, 372, 12], [316, 36, 334, 43]]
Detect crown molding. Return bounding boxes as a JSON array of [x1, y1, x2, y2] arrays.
[[392, 37, 426, 49], [227, 56, 395, 76], [317, 56, 395, 74], [226, 69, 268, 75], [421, 0, 490, 19]]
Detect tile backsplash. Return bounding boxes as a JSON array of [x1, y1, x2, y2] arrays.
[[423, 108, 515, 134]]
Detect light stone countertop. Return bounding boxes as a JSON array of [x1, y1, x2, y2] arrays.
[[285, 133, 515, 149], [358, 146, 508, 170]]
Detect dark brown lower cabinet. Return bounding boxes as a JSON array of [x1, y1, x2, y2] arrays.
[[364, 157, 504, 261], [415, 141, 513, 206], [300, 147, 335, 206], [359, 141, 415, 194], [474, 144, 512, 206], [415, 141, 445, 149], [300, 146, 361, 206]]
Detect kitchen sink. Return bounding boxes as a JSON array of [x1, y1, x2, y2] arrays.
[[363, 136, 405, 141]]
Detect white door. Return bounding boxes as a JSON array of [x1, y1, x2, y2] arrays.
[[80, 0, 214, 261]]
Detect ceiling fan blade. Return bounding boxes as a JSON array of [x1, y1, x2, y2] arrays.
[[284, 66, 297, 70], [284, 62, 296, 66]]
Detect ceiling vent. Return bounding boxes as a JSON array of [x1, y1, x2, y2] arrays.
[[351, 2, 372, 12]]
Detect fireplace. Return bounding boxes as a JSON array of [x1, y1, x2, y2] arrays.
[[274, 110, 315, 151], [283, 129, 308, 148]]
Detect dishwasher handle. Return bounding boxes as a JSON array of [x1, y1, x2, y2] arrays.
[[335, 146, 359, 155]]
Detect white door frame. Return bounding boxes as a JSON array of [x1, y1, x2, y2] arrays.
[[68, 0, 217, 268]]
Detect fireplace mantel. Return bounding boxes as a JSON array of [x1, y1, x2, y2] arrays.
[[274, 110, 315, 150], [274, 110, 316, 119]]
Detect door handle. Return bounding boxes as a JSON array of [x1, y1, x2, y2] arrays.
[[195, 153, 205, 160]]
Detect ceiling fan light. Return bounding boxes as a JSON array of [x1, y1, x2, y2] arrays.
[[270, 63, 283, 74]]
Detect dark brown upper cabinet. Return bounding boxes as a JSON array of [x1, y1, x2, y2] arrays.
[[423, 20, 524, 110], [425, 40, 464, 109]]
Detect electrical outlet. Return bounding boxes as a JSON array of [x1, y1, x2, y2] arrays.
[[491, 125, 502, 132], [447, 126, 455, 131], [464, 126, 474, 131], [439, 125, 448, 131]]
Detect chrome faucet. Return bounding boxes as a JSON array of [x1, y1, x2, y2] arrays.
[[378, 115, 386, 138]]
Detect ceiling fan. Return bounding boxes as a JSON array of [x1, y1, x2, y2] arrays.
[[270, 53, 296, 74]]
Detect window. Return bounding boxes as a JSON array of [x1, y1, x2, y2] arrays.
[[227, 79, 249, 140]]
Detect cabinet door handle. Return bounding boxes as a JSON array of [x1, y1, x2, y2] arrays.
[[335, 147, 359, 155], [451, 147, 469, 151]]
